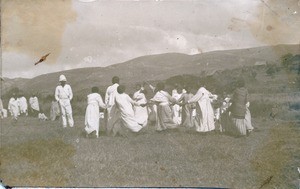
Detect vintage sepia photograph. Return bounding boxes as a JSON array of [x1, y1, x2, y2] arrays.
[[0, 0, 300, 188]]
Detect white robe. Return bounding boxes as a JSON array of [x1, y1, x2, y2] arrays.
[[29, 97, 40, 111], [133, 90, 148, 127], [151, 90, 178, 131], [38, 113, 48, 121], [85, 93, 106, 137], [115, 93, 143, 132], [0, 98, 3, 110], [171, 90, 182, 124], [188, 87, 215, 132], [18, 96, 28, 114], [50, 101, 60, 121], [8, 98, 19, 119], [104, 83, 119, 134]]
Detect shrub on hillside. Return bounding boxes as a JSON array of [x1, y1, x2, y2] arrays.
[[249, 99, 274, 118]]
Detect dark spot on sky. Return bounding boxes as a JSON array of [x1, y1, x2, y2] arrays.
[[266, 25, 273, 31]]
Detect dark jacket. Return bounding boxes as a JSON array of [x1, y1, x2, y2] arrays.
[[230, 87, 248, 119]]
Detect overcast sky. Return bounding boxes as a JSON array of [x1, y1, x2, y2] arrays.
[[2, 0, 300, 78]]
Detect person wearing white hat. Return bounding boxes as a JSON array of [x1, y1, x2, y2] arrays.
[[55, 74, 74, 127]]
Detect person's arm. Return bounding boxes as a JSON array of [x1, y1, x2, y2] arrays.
[[188, 92, 203, 103], [177, 94, 184, 103], [55, 87, 60, 102], [128, 95, 140, 106], [68, 85, 73, 100], [104, 87, 109, 105], [145, 81, 155, 93], [97, 95, 107, 109], [8, 99, 12, 111]]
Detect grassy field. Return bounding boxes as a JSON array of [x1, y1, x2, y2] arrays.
[[0, 116, 299, 188]]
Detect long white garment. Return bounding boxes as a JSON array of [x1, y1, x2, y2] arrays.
[[151, 90, 178, 131], [188, 87, 215, 132], [50, 101, 60, 121], [29, 97, 40, 111], [0, 98, 3, 110], [0, 99, 4, 118], [18, 96, 28, 115], [104, 83, 119, 133], [171, 90, 182, 124], [55, 84, 74, 127], [8, 97, 19, 119], [105, 83, 119, 108], [84, 93, 106, 137], [115, 93, 143, 132], [133, 90, 148, 127]]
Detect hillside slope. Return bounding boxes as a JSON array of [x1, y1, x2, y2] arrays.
[[2, 44, 299, 96]]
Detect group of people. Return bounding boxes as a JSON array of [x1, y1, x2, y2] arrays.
[[83, 75, 254, 138], [2, 74, 254, 138], [1, 92, 45, 121]]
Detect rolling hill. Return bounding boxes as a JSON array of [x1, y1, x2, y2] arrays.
[[1, 44, 299, 96]]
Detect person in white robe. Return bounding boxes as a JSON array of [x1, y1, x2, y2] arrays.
[[55, 75, 74, 128], [18, 95, 28, 116], [0, 98, 4, 119], [245, 101, 254, 134], [172, 86, 183, 125], [114, 85, 143, 135], [38, 112, 48, 121], [85, 87, 107, 138], [177, 86, 194, 128], [133, 84, 148, 127], [50, 97, 60, 121], [8, 94, 19, 121], [104, 76, 120, 135], [150, 82, 178, 131], [187, 86, 215, 132], [145, 81, 157, 125], [29, 94, 40, 116]]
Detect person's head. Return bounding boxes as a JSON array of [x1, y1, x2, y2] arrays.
[[92, 86, 99, 93], [112, 76, 119, 84], [185, 85, 191, 93], [236, 78, 245, 88], [140, 89, 147, 95], [177, 85, 183, 94], [59, 75, 67, 86], [135, 83, 142, 91], [117, 85, 126, 94], [156, 82, 165, 91]]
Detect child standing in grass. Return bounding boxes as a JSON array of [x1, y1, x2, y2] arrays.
[[85, 87, 107, 138]]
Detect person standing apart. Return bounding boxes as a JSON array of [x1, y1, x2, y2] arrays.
[[104, 76, 120, 135], [228, 79, 253, 136], [29, 94, 40, 117], [85, 87, 106, 138], [55, 75, 74, 128]]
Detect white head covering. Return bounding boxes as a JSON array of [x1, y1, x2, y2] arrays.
[[59, 75, 67, 82]]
